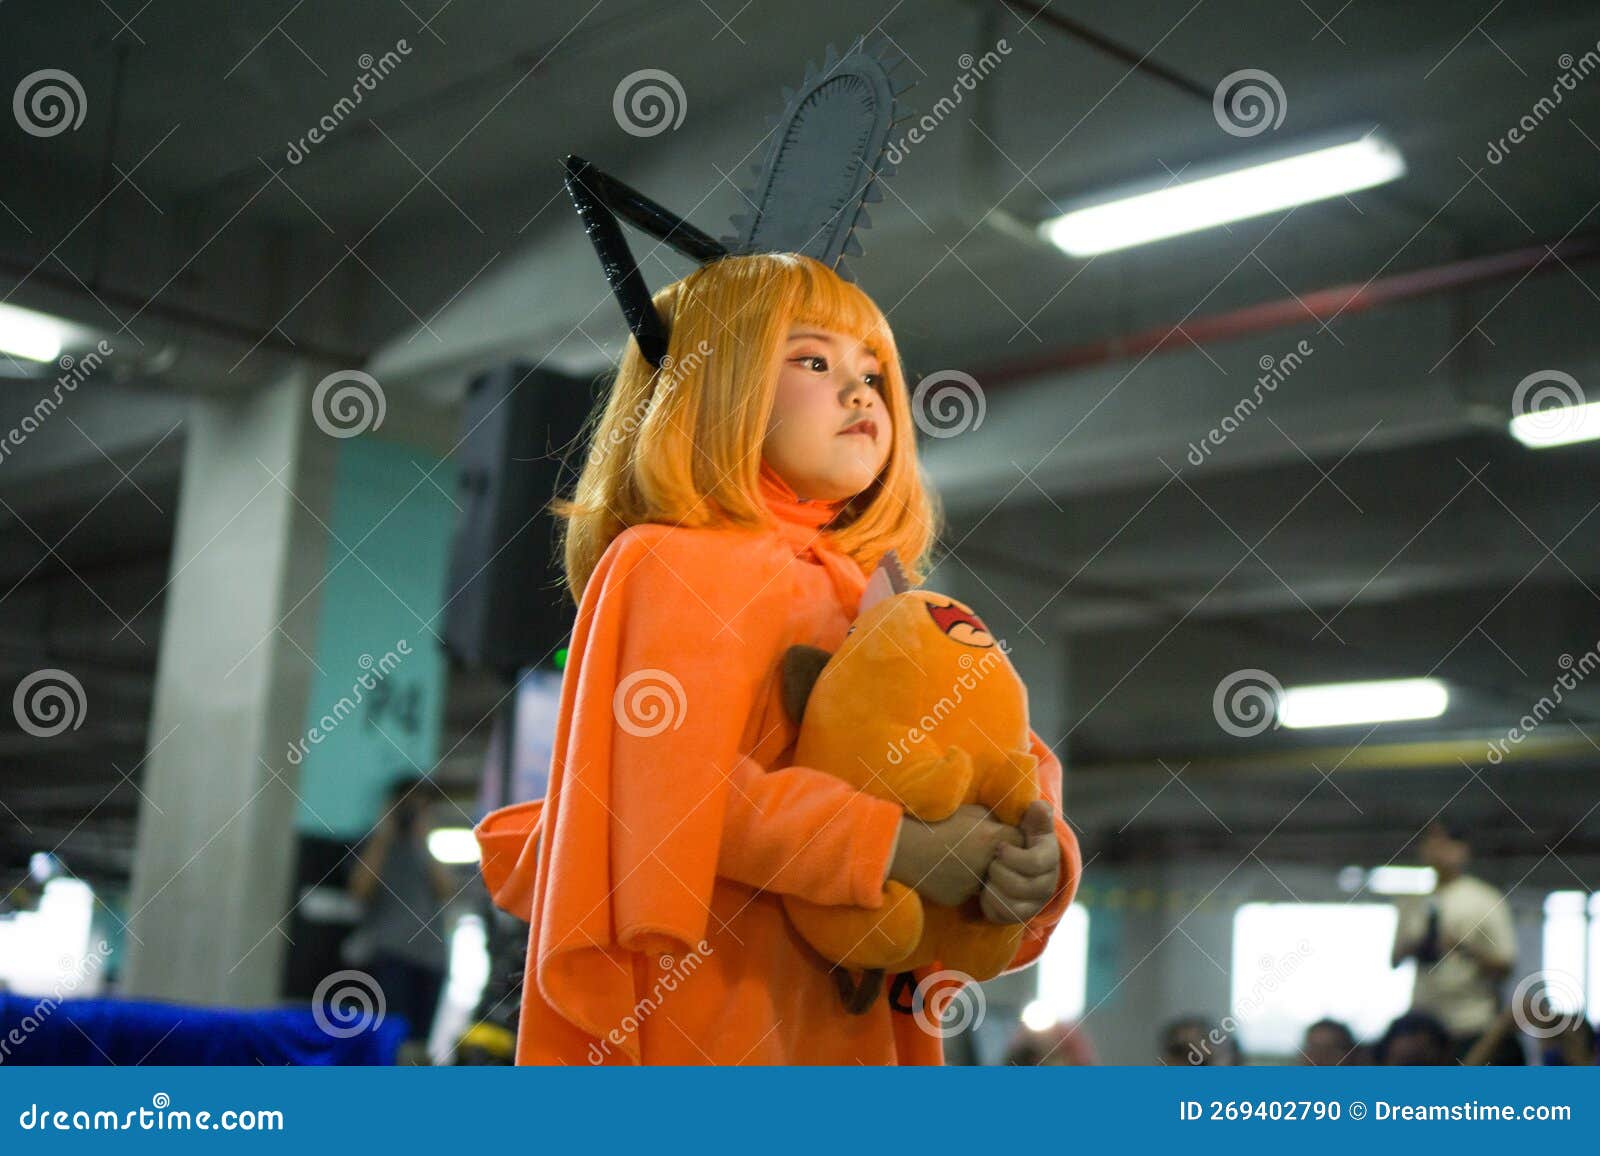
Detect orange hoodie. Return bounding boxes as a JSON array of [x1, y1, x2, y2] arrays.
[[474, 460, 1082, 1064]]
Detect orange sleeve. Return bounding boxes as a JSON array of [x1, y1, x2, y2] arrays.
[[717, 752, 904, 909], [999, 727, 1082, 975]]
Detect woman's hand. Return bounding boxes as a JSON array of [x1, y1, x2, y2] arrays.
[[888, 804, 1024, 907], [978, 800, 1061, 925]]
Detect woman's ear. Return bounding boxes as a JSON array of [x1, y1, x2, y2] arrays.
[[779, 644, 832, 725]]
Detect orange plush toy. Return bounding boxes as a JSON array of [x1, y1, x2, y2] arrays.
[[778, 552, 1042, 1012]]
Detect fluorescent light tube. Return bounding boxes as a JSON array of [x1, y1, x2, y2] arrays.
[[1278, 678, 1448, 729], [0, 302, 68, 363], [427, 827, 480, 865], [1366, 866, 1437, 895], [1041, 134, 1407, 257], [1510, 399, 1600, 448]]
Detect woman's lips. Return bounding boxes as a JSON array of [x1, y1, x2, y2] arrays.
[[840, 420, 878, 440]]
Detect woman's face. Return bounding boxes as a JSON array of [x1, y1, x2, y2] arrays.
[[762, 325, 893, 502]]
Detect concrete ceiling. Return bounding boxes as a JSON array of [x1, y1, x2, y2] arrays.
[[3, 0, 1600, 887]]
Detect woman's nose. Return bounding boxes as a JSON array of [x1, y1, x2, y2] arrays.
[[841, 376, 876, 407]]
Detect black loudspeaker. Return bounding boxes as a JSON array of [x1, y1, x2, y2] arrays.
[[443, 364, 600, 678], [281, 834, 362, 1000]]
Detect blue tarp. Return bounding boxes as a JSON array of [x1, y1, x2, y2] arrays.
[[0, 993, 407, 1065]]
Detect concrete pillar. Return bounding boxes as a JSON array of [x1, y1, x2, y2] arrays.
[[122, 368, 334, 1005]]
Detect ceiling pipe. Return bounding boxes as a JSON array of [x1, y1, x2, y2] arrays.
[[990, 0, 1212, 100], [974, 233, 1600, 388]]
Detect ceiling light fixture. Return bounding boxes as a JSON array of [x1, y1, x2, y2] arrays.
[[0, 302, 70, 364], [1277, 677, 1448, 729], [1040, 131, 1407, 257]]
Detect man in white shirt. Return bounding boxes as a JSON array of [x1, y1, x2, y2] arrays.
[[1390, 820, 1520, 1063]]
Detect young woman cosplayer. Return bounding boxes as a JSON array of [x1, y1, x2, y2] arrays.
[[475, 252, 1082, 1064]]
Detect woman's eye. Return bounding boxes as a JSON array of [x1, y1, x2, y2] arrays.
[[792, 355, 882, 388]]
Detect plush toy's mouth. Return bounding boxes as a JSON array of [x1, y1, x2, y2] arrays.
[[925, 600, 995, 648]]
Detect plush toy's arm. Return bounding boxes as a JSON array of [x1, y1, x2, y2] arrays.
[[997, 729, 1082, 976]]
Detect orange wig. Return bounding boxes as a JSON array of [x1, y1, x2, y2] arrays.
[[553, 252, 940, 602]]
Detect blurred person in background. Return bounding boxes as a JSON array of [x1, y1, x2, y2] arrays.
[[347, 777, 456, 1059], [1003, 1020, 1098, 1065], [1463, 980, 1598, 1066], [1538, 1017, 1599, 1066], [1375, 1011, 1454, 1065], [1300, 1017, 1361, 1065], [1390, 819, 1520, 1064], [1159, 1015, 1240, 1065]]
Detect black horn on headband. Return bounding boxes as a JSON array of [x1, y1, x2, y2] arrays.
[[561, 155, 727, 369]]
